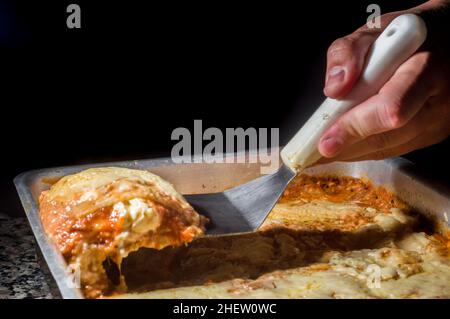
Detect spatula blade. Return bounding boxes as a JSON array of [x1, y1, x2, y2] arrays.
[[185, 164, 296, 235]]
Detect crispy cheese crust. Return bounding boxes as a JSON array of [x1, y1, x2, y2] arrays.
[[39, 167, 207, 298]]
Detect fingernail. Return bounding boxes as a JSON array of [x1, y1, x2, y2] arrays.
[[326, 66, 345, 88], [320, 136, 343, 157]]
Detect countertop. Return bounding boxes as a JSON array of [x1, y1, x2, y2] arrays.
[[0, 213, 53, 299]]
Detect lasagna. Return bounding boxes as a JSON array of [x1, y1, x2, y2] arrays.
[[39, 167, 207, 298], [40, 169, 450, 298], [113, 175, 450, 299]]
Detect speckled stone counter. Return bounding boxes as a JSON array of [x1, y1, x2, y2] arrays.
[[0, 213, 53, 299]]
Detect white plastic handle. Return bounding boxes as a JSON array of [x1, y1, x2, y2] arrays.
[[281, 14, 427, 171]]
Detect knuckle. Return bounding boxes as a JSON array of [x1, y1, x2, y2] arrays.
[[344, 110, 373, 139], [339, 113, 368, 140], [335, 117, 356, 137], [328, 37, 354, 58], [382, 98, 407, 129], [347, 121, 366, 139]]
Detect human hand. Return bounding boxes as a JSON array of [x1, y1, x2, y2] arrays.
[[318, 1, 450, 162]]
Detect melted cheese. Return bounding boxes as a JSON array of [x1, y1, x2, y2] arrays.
[[110, 177, 449, 299], [115, 240, 450, 299], [44, 167, 186, 204], [262, 200, 414, 232], [115, 198, 162, 234]]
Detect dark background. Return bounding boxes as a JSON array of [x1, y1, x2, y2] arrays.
[[1, 0, 447, 216]]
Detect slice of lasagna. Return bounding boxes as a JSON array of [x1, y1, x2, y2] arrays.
[[39, 167, 207, 298]]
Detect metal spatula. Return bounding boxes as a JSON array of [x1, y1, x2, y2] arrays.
[[185, 14, 427, 235]]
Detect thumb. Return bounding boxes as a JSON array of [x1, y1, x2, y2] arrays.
[[324, 31, 378, 99]]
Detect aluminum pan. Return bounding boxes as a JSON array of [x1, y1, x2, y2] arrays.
[[14, 156, 450, 299]]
